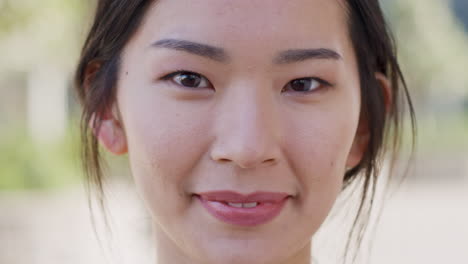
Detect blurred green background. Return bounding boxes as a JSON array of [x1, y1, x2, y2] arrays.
[[0, 0, 467, 264]]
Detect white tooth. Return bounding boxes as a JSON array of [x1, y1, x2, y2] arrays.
[[228, 203, 243, 208], [243, 202, 258, 208]]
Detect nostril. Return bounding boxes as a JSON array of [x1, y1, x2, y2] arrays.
[[211, 149, 279, 168]]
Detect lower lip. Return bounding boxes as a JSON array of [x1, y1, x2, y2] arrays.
[[197, 196, 288, 227]]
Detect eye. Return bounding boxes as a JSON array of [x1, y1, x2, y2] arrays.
[[282, 77, 331, 93], [161, 71, 212, 89]]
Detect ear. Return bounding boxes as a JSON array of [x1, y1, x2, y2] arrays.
[[84, 61, 128, 155], [95, 117, 128, 155], [375, 72, 392, 114], [345, 72, 392, 169], [83, 60, 102, 92]]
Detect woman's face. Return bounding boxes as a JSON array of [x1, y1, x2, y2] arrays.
[[106, 0, 365, 263]]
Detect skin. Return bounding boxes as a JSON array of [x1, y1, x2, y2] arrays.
[[94, 0, 378, 263]]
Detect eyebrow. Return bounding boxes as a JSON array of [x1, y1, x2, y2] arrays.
[[151, 39, 229, 62], [150, 38, 342, 64], [274, 48, 342, 64]]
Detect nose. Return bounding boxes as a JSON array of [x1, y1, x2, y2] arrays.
[[210, 84, 282, 169]]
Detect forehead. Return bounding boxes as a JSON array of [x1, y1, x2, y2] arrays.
[[137, 0, 351, 59]]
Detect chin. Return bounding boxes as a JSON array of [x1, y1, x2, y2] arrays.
[[203, 250, 278, 264], [194, 236, 292, 264]]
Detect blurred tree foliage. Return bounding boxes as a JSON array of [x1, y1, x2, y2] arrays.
[[384, 0, 468, 113], [0, 0, 92, 190], [0, 0, 91, 71], [452, 0, 468, 29], [0, 124, 81, 190]]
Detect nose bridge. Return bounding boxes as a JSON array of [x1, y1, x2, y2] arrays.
[[210, 82, 281, 169]]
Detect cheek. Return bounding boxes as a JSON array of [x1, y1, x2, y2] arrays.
[[117, 84, 212, 218], [282, 104, 358, 231], [284, 101, 359, 196]]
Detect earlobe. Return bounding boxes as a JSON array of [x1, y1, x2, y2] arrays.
[[95, 118, 128, 155]]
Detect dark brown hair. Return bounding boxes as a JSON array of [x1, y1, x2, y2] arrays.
[[74, 1, 416, 263]]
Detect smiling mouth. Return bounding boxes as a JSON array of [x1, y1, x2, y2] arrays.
[[194, 191, 291, 227]]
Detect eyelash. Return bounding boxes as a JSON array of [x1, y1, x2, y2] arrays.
[[160, 70, 333, 93]]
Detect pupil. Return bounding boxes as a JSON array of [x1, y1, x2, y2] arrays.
[[291, 79, 311, 92], [181, 74, 201, 87]]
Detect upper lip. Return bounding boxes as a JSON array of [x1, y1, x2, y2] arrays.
[[195, 191, 291, 203]]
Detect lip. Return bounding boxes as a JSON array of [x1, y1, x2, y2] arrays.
[[195, 191, 290, 227]]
